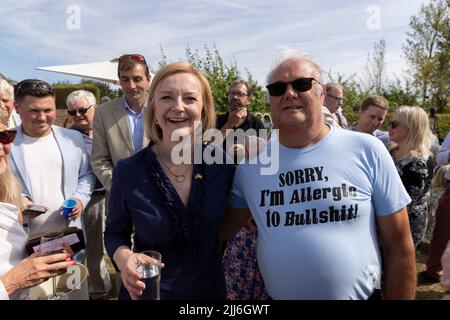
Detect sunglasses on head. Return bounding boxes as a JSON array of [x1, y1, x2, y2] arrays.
[[0, 129, 17, 144], [266, 77, 320, 97], [389, 120, 399, 129], [118, 54, 147, 65], [14, 79, 53, 97], [67, 105, 94, 116]]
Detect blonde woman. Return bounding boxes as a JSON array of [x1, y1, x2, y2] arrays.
[[389, 106, 434, 248], [104, 62, 236, 300], [0, 123, 75, 300]]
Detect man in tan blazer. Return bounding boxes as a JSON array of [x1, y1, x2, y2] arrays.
[[91, 54, 151, 191]]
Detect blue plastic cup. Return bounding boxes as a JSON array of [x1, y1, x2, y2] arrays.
[[63, 199, 77, 219]]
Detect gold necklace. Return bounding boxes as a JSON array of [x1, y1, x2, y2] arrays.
[[156, 144, 191, 183]]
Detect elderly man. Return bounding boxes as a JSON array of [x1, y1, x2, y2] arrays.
[[91, 54, 151, 192], [66, 90, 111, 300], [348, 95, 390, 147], [221, 52, 416, 299], [324, 83, 347, 128], [9, 79, 94, 236], [0, 79, 21, 128]]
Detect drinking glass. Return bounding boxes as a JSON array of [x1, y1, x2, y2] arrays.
[[40, 230, 68, 300], [135, 250, 162, 300]]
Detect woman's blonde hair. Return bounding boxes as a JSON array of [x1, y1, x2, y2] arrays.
[[432, 164, 450, 189], [394, 106, 432, 158], [0, 167, 23, 209], [145, 62, 216, 142]]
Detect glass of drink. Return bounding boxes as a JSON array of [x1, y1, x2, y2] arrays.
[[40, 230, 68, 300], [135, 250, 162, 300]]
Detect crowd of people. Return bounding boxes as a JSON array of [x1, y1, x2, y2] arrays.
[[0, 50, 450, 300]]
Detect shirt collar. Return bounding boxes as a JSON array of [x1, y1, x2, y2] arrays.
[[123, 96, 147, 115]]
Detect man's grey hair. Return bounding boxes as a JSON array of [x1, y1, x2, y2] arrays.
[[66, 90, 97, 108], [266, 48, 323, 85], [0, 79, 14, 99], [325, 83, 343, 95]]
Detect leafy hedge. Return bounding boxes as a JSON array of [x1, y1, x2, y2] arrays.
[[52, 83, 101, 109]]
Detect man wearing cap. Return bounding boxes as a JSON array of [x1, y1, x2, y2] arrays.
[[9, 79, 95, 236], [91, 54, 151, 193]]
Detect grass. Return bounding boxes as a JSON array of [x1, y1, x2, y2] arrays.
[[415, 240, 448, 300]]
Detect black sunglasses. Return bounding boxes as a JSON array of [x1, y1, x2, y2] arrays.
[[0, 129, 17, 144], [14, 79, 54, 97], [389, 120, 400, 129], [266, 77, 320, 96], [118, 54, 147, 65], [67, 105, 94, 116]]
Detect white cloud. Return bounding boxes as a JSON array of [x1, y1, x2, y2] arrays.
[[0, 0, 431, 85]]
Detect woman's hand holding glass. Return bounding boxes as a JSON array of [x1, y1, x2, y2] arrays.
[[39, 230, 72, 300], [0, 251, 74, 297], [118, 250, 164, 300]]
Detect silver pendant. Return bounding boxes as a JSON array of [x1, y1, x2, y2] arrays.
[[175, 175, 185, 183]]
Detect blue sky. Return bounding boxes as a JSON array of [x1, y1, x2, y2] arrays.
[[0, 0, 430, 86]]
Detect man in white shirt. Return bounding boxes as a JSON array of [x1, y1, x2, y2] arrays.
[[9, 79, 95, 236]]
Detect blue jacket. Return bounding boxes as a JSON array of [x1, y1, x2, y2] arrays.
[[9, 125, 95, 229]]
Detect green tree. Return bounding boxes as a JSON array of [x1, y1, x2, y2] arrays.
[[403, 0, 449, 112], [80, 79, 120, 100], [361, 39, 386, 95], [382, 78, 420, 111], [159, 44, 269, 113]]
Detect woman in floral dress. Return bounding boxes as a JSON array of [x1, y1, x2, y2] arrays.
[[389, 106, 434, 248]]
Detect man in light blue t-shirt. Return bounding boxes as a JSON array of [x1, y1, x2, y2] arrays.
[[220, 52, 416, 300]]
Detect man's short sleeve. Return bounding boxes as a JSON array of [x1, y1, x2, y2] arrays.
[[370, 140, 411, 216]]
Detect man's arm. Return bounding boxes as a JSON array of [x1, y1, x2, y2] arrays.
[[91, 109, 114, 190], [218, 108, 247, 144], [219, 205, 251, 241], [376, 207, 416, 299], [73, 139, 95, 209], [436, 131, 450, 166], [442, 241, 450, 289]]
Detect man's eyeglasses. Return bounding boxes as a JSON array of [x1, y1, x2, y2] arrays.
[[67, 105, 94, 116], [389, 120, 400, 129], [228, 92, 248, 98], [118, 54, 147, 65], [0, 129, 17, 144], [327, 94, 343, 101], [14, 79, 54, 97], [266, 77, 320, 97]]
